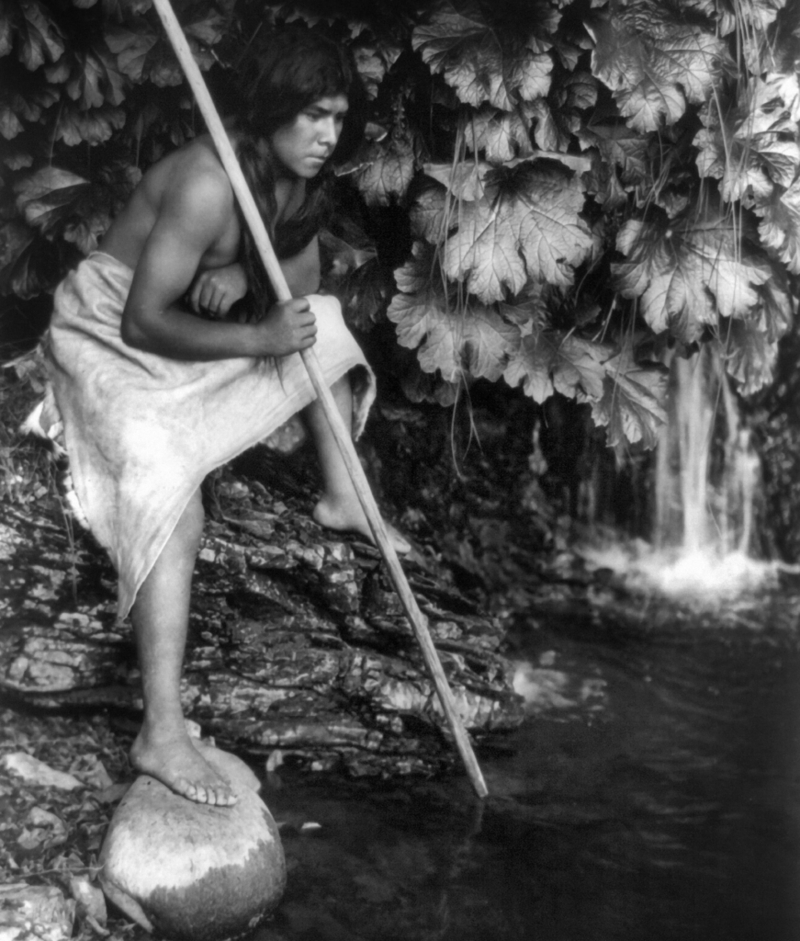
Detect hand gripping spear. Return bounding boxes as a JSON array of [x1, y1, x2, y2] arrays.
[[150, 0, 489, 799]]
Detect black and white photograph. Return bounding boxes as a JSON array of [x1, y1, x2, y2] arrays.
[[1, 1, 799, 939]]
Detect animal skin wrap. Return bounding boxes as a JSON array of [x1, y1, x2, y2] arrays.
[[44, 252, 375, 618]]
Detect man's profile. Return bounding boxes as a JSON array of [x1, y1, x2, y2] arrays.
[[40, 28, 407, 808]]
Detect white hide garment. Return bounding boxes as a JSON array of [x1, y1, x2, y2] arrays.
[[43, 252, 375, 619]]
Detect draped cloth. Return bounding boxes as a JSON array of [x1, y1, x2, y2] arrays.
[[44, 252, 375, 619]]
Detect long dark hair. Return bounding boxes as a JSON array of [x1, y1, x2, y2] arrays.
[[232, 29, 364, 318]]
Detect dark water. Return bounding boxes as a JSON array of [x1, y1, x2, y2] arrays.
[[255, 603, 800, 941]]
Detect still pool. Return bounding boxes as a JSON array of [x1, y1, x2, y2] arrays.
[[256, 606, 800, 941]]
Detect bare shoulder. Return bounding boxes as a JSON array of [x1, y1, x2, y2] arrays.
[[154, 138, 235, 222], [101, 135, 238, 269]]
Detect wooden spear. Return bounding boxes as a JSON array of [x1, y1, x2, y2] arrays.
[[151, 0, 489, 799]]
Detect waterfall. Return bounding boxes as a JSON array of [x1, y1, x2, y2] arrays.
[[654, 344, 760, 558], [580, 342, 779, 599]]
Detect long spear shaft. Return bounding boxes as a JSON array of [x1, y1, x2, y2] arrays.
[[151, 0, 488, 799]]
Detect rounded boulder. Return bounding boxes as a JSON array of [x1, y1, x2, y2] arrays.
[[98, 742, 285, 941]]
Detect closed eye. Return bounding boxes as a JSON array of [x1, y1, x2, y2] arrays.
[[306, 108, 348, 122]]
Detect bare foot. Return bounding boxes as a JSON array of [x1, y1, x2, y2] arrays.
[[313, 495, 411, 554], [130, 729, 237, 806]]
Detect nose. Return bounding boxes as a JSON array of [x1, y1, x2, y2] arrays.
[[319, 116, 340, 149]]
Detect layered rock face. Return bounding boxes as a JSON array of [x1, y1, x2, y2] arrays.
[[0, 455, 523, 778]]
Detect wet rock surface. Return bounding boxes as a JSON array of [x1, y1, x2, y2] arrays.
[[0, 446, 524, 779], [99, 741, 285, 941]]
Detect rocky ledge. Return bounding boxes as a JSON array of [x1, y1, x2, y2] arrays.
[[0, 445, 524, 779]]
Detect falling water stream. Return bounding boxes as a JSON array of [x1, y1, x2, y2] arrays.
[[643, 343, 775, 596], [654, 344, 755, 555], [253, 344, 800, 941], [584, 343, 790, 597]]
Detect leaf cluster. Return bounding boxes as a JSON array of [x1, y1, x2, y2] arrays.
[[1, 0, 799, 445], [0, 0, 224, 297]]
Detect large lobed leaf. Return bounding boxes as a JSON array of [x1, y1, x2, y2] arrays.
[[14, 162, 140, 253], [0, 70, 60, 140], [464, 105, 534, 164], [504, 326, 607, 404], [14, 166, 89, 232], [588, 5, 730, 133], [504, 324, 668, 445], [350, 129, 417, 206], [106, 6, 222, 86], [721, 316, 778, 394], [351, 37, 404, 100], [756, 176, 800, 274], [590, 349, 669, 449], [387, 241, 521, 382], [682, 0, 788, 36], [578, 121, 649, 187], [55, 103, 126, 146], [612, 200, 789, 387], [412, 0, 555, 110], [11, 0, 65, 71], [412, 160, 595, 302], [694, 78, 800, 206], [39, 41, 127, 110]]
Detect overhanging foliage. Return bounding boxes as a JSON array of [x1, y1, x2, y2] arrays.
[[1, 0, 798, 445]]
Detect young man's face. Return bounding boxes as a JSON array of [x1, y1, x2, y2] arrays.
[[270, 94, 349, 180]]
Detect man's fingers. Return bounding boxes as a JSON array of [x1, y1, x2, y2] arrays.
[[190, 277, 214, 314], [188, 280, 203, 313], [293, 304, 316, 325], [205, 287, 235, 319], [191, 274, 231, 317], [203, 284, 220, 313]]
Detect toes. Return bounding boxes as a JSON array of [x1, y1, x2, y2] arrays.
[[387, 527, 411, 554], [173, 762, 237, 805], [214, 786, 237, 806], [132, 741, 237, 806], [172, 776, 196, 800], [182, 779, 237, 806], [175, 779, 236, 806], [175, 777, 209, 805]]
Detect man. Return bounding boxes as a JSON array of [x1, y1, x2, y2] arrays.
[[44, 29, 405, 806]]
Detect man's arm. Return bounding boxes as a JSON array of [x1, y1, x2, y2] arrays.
[[188, 263, 249, 320], [281, 236, 321, 297], [185, 232, 322, 325], [121, 169, 316, 360]]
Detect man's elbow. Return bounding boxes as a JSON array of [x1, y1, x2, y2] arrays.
[[120, 315, 151, 351]]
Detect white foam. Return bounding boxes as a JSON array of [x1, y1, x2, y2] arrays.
[[582, 542, 796, 601]]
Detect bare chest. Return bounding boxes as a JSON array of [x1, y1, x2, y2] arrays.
[[197, 211, 241, 271]]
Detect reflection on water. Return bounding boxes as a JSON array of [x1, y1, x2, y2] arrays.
[[255, 605, 800, 941]]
